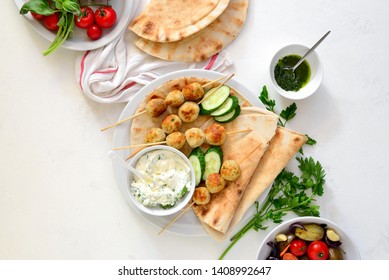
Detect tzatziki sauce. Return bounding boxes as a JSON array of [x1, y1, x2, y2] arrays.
[[130, 150, 192, 208]]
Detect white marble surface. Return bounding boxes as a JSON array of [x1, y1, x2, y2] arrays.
[[1, 0, 389, 260]]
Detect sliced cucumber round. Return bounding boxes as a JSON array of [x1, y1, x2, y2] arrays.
[[210, 96, 239, 117], [202, 146, 223, 181], [199, 85, 230, 115], [188, 147, 205, 186], [214, 105, 241, 123]]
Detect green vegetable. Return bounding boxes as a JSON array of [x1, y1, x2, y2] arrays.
[[20, 0, 82, 56], [202, 146, 223, 181], [188, 147, 205, 186], [199, 86, 230, 114], [213, 105, 241, 123], [210, 96, 239, 117]]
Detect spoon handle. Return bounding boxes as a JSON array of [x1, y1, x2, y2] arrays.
[[293, 30, 331, 70], [108, 151, 149, 181]]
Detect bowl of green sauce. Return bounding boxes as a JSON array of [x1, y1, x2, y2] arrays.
[[270, 44, 323, 100]]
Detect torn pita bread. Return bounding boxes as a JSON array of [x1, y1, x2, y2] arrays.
[[129, 0, 230, 43], [192, 112, 279, 233], [134, 0, 249, 62], [200, 107, 308, 240]]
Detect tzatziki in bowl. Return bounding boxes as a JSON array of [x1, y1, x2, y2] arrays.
[[128, 145, 195, 216]]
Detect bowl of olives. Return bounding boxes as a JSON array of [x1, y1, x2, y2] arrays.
[[256, 216, 361, 260]]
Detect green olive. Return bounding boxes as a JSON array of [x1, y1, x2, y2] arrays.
[[328, 247, 344, 260]]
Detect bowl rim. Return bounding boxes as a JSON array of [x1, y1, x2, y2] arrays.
[[269, 43, 323, 100], [256, 216, 361, 260], [127, 145, 196, 217]]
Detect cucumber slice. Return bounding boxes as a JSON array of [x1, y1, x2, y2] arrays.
[[214, 105, 241, 123], [188, 147, 205, 186], [210, 96, 239, 117], [202, 146, 223, 181], [199, 86, 230, 115]]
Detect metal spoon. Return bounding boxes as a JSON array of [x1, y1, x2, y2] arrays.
[[108, 151, 152, 183], [283, 30, 331, 78]]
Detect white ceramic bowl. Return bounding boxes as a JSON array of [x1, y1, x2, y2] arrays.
[[256, 216, 361, 260], [14, 0, 134, 51], [127, 145, 195, 217], [270, 44, 323, 100]]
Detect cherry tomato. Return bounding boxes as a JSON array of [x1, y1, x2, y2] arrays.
[[44, 13, 59, 31], [94, 6, 117, 28], [87, 24, 102, 40], [75, 7, 94, 29], [307, 240, 329, 260], [31, 12, 44, 20], [289, 239, 307, 257]]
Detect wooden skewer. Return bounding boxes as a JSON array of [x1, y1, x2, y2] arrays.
[[201, 75, 229, 88], [158, 201, 195, 236], [226, 128, 252, 135], [100, 110, 147, 132], [113, 140, 166, 150], [114, 128, 251, 151], [125, 147, 146, 160], [198, 73, 235, 105], [101, 75, 235, 132]]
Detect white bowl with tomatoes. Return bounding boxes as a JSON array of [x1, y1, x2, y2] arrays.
[[15, 0, 134, 51], [256, 216, 361, 260]]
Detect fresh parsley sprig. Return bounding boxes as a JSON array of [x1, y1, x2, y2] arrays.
[[259, 86, 297, 127]]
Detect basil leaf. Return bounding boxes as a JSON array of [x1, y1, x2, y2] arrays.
[[20, 0, 56, 15]]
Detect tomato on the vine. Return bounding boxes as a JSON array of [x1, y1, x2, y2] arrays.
[[94, 6, 117, 28], [44, 13, 60, 31], [75, 7, 95, 29], [87, 24, 102, 40], [307, 240, 329, 260], [289, 239, 307, 257]]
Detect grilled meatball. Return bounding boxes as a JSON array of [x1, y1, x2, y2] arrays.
[[166, 132, 186, 149], [145, 127, 166, 143], [146, 98, 167, 117], [204, 123, 226, 146], [161, 114, 182, 134], [220, 160, 241, 181], [184, 128, 205, 148], [178, 101, 200, 123], [165, 90, 185, 107], [182, 82, 205, 101], [193, 186, 211, 205], [205, 173, 226, 194]]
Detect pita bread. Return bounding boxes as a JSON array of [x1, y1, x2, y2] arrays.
[[129, 0, 230, 43], [134, 0, 249, 62], [129, 77, 251, 158], [200, 107, 308, 240], [192, 112, 279, 233]]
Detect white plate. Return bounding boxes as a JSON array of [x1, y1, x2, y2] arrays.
[[112, 69, 271, 236], [14, 0, 133, 51]]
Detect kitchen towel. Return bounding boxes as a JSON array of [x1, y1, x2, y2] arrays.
[[75, 0, 233, 104]]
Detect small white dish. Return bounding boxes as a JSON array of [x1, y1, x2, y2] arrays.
[[256, 216, 361, 260], [14, 0, 134, 51], [126, 145, 196, 217], [270, 44, 323, 100]]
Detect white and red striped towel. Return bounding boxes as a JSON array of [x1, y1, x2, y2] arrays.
[[75, 0, 233, 104]]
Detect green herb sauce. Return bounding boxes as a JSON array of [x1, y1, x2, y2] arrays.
[[274, 55, 311, 91]]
